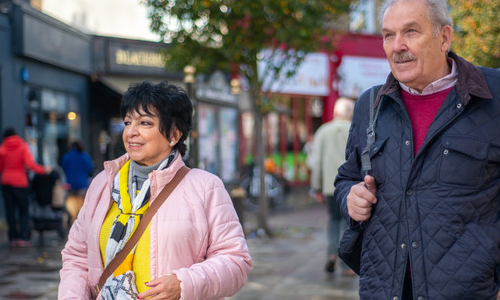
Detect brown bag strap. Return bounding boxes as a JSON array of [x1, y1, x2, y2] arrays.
[[94, 166, 190, 297]]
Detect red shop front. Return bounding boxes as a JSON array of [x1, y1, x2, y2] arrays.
[[240, 33, 390, 186]]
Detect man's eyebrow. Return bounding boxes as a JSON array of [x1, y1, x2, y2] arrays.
[[382, 21, 420, 33]]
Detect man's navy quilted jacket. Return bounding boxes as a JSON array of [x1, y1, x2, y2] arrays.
[[335, 52, 500, 300]]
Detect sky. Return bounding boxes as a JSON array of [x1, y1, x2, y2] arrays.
[[41, 0, 159, 41]]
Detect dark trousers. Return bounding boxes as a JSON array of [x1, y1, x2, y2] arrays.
[[2, 185, 31, 241]]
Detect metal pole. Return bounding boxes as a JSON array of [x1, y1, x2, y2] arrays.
[[184, 65, 198, 168]]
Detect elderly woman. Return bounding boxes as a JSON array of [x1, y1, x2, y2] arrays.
[[58, 81, 252, 300]]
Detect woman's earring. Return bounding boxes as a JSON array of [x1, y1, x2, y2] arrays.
[[170, 141, 176, 146]]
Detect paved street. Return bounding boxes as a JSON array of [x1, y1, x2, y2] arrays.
[[0, 187, 359, 300], [231, 191, 359, 300]]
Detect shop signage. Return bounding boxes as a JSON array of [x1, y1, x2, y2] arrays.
[[337, 55, 391, 98], [196, 71, 238, 105], [258, 50, 329, 96], [115, 49, 164, 68], [105, 40, 169, 75], [15, 10, 92, 74]]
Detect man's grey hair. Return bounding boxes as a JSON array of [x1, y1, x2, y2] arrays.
[[378, 0, 452, 35], [333, 97, 355, 120]]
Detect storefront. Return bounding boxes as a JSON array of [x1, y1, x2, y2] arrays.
[[0, 1, 91, 168], [195, 71, 240, 183], [239, 52, 329, 185], [239, 35, 390, 186], [328, 33, 390, 118], [89, 36, 184, 169]]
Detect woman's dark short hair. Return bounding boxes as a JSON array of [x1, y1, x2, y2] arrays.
[[3, 127, 17, 139], [120, 80, 193, 156], [71, 140, 85, 152]]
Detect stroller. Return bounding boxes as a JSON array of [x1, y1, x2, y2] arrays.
[[31, 170, 66, 245]]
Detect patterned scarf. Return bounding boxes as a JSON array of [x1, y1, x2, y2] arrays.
[[101, 155, 172, 300]]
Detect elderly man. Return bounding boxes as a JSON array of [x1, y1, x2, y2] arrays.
[[335, 0, 500, 299], [310, 97, 355, 275]]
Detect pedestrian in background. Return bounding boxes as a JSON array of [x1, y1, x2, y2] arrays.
[[335, 0, 500, 298], [62, 140, 93, 192], [62, 140, 93, 223], [0, 127, 51, 247], [310, 97, 355, 275], [59, 80, 252, 300]]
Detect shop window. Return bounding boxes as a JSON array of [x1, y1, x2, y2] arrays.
[[24, 87, 82, 167]]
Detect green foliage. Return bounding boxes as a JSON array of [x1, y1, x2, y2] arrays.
[[449, 0, 500, 68], [144, 0, 353, 230], [145, 0, 353, 84]]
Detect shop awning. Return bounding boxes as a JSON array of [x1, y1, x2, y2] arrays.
[[98, 76, 184, 95]]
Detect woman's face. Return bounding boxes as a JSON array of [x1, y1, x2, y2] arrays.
[[122, 107, 176, 166]]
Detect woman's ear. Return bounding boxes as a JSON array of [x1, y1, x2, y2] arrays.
[[170, 127, 181, 144]]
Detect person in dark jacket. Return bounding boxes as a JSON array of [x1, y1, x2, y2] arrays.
[[0, 127, 50, 247], [335, 0, 500, 299], [61, 140, 93, 224], [62, 140, 93, 192]]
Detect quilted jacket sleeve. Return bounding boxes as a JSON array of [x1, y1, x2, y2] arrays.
[[173, 175, 253, 300], [334, 92, 369, 226], [58, 171, 107, 300]]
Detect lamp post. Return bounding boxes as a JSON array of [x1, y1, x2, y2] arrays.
[[230, 78, 241, 95], [184, 65, 198, 168]]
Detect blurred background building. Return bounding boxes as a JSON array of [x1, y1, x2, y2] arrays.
[[0, 0, 390, 223]]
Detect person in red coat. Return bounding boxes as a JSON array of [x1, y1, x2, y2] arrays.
[[0, 127, 50, 247]]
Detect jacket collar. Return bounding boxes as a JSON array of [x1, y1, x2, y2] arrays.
[[375, 51, 492, 107], [103, 153, 186, 199]]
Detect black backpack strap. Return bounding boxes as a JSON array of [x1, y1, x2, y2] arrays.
[[361, 86, 382, 175]]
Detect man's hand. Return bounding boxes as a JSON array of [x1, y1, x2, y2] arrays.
[[346, 175, 377, 222], [137, 274, 181, 300], [313, 191, 324, 204]]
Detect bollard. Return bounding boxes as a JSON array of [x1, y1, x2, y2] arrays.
[[229, 186, 246, 234]]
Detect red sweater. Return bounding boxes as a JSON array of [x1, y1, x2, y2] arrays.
[[0, 135, 46, 187], [401, 87, 453, 279], [401, 87, 453, 154]]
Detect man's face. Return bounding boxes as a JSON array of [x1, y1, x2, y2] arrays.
[[382, 0, 452, 92]]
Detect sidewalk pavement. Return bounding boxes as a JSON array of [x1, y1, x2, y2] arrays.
[[0, 186, 359, 300], [231, 187, 359, 300]]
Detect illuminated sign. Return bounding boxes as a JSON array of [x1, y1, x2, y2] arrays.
[[115, 49, 164, 68]]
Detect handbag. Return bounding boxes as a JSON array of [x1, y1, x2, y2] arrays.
[[337, 86, 382, 275], [92, 166, 190, 299], [338, 227, 364, 274]]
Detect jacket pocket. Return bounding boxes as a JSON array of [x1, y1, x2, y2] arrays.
[[438, 136, 488, 188], [367, 137, 388, 184], [429, 222, 500, 297]]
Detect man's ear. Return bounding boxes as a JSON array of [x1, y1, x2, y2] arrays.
[[441, 25, 453, 52]]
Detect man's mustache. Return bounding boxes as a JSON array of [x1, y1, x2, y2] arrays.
[[393, 51, 416, 63]]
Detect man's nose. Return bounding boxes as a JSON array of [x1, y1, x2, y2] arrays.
[[393, 34, 408, 52]]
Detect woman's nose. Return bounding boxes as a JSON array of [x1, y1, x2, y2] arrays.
[[125, 123, 138, 136]]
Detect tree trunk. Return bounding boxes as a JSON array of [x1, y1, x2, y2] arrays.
[[249, 89, 271, 236], [255, 108, 271, 235]]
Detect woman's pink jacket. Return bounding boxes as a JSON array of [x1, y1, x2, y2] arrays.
[[58, 154, 252, 299]]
